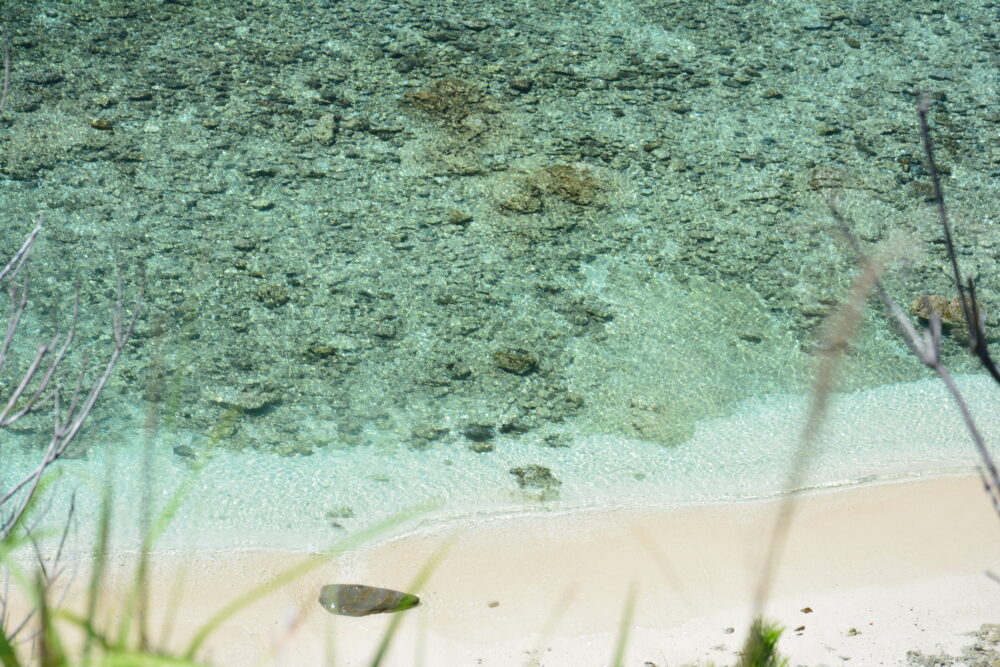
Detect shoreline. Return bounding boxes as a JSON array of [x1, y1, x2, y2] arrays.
[[10, 473, 1000, 665], [347, 466, 982, 552]]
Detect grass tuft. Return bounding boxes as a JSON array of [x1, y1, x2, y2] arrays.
[[737, 617, 788, 667]]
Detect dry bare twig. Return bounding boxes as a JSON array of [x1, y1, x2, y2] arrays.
[[831, 97, 1000, 516], [0, 217, 141, 652], [0, 219, 142, 539], [755, 97, 1000, 618]]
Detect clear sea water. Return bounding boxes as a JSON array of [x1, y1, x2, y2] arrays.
[[1, 0, 998, 554]]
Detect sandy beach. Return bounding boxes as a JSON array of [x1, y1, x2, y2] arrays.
[[11, 474, 1000, 666]]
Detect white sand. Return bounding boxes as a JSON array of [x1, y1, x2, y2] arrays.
[[9, 474, 1000, 665]]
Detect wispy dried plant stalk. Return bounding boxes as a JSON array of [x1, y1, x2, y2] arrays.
[[753, 237, 896, 614], [755, 97, 1000, 618]]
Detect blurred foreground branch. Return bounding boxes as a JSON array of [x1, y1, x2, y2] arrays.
[[756, 97, 1000, 619], [0, 218, 142, 540]]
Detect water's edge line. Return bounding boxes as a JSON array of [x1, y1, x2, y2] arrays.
[[95, 465, 981, 559]]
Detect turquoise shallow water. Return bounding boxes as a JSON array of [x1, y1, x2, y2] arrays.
[[1, 0, 998, 556], [3, 373, 996, 552]]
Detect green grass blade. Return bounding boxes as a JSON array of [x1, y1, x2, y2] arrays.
[[85, 474, 113, 656], [139, 458, 202, 556], [56, 608, 113, 652], [1, 470, 63, 549], [0, 625, 21, 667], [184, 504, 432, 660], [36, 573, 66, 667], [369, 541, 449, 667], [118, 462, 202, 652], [738, 616, 788, 667], [99, 649, 208, 666], [525, 586, 577, 667], [157, 550, 192, 651], [0, 492, 58, 667], [608, 584, 637, 667]]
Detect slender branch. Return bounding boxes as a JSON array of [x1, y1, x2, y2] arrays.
[[0, 219, 39, 287], [828, 197, 1000, 518], [756, 98, 1000, 618], [916, 98, 1000, 384], [0, 221, 143, 541]]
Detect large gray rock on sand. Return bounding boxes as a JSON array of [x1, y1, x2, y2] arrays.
[[318, 584, 420, 617]]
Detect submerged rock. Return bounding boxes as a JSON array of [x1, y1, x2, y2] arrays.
[[318, 584, 420, 617], [509, 464, 561, 500], [492, 348, 538, 375], [909, 293, 984, 344]]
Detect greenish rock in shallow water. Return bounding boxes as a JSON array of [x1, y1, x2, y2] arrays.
[[492, 348, 538, 375], [510, 464, 560, 490], [509, 464, 561, 500], [318, 584, 420, 617]]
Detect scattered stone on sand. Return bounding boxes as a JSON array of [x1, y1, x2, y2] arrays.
[[980, 623, 1000, 643], [318, 584, 420, 617], [906, 623, 1000, 666]]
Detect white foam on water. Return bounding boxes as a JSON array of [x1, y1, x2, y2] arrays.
[[2, 374, 995, 554]]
